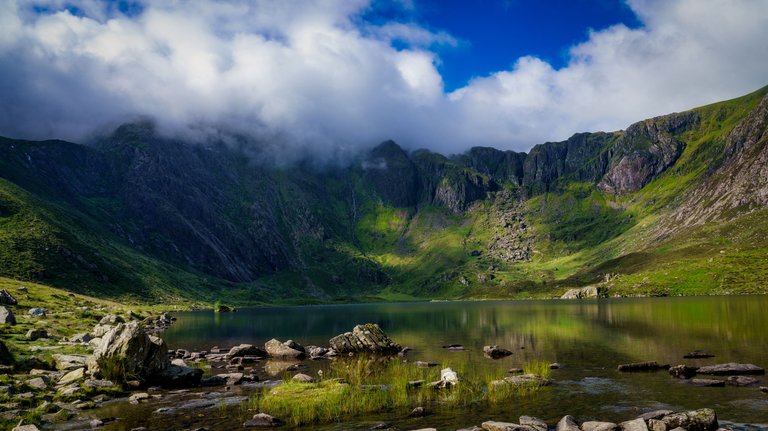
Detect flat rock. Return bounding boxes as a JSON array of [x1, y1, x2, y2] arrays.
[[669, 364, 698, 379], [617, 362, 668, 372], [244, 413, 282, 427], [53, 354, 88, 371], [520, 416, 547, 431], [13, 425, 41, 431], [581, 421, 618, 431], [58, 367, 85, 386], [697, 363, 765, 375], [481, 421, 534, 431], [691, 378, 725, 387], [684, 350, 715, 359], [725, 376, 760, 386], [619, 418, 648, 431], [557, 415, 580, 431], [26, 377, 48, 390], [639, 411, 674, 421]]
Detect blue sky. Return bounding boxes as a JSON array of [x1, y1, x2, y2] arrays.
[[365, 0, 642, 91], [1, 0, 768, 157]]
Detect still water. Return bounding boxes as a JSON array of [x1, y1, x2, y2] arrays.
[[99, 296, 768, 430]]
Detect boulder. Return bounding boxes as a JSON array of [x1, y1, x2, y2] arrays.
[[408, 406, 427, 417], [87, 321, 169, 383], [26, 377, 48, 390], [502, 374, 551, 387], [26, 329, 48, 341], [243, 413, 282, 427], [660, 408, 718, 431], [201, 375, 227, 387], [53, 354, 88, 371], [581, 422, 618, 431], [12, 425, 40, 431], [560, 286, 606, 299], [647, 419, 666, 431], [416, 361, 438, 367], [520, 416, 547, 431], [441, 367, 460, 385], [0, 289, 17, 305], [483, 345, 513, 359], [696, 363, 764, 375], [481, 421, 533, 431], [725, 376, 760, 386], [557, 416, 580, 431], [69, 333, 93, 344], [669, 364, 698, 379], [619, 419, 648, 431], [156, 365, 203, 388], [0, 306, 16, 325], [617, 362, 668, 372], [292, 373, 314, 383], [639, 411, 674, 421], [329, 323, 401, 354], [227, 344, 267, 359], [308, 346, 328, 358], [265, 339, 305, 359], [28, 308, 45, 317], [99, 315, 125, 325]]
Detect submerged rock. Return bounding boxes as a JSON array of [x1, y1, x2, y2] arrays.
[[725, 375, 760, 386], [483, 345, 513, 359], [684, 350, 715, 359], [669, 364, 698, 379], [329, 323, 401, 354], [691, 378, 725, 387], [617, 362, 669, 372], [696, 363, 765, 375]]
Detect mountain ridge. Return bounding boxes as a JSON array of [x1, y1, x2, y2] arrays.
[[0, 85, 766, 303]]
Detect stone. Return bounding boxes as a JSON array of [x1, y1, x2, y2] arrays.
[[520, 416, 547, 431], [581, 422, 618, 431], [669, 364, 698, 379], [92, 325, 114, 337], [458, 428, 483, 431], [691, 378, 725, 387], [440, 367, 460, 385], [58, 367, 85, 385], [617, 362, 668, 372], [640, 411, 674, 421], [0, 306, 16, 325], [156, 365, 203, 388], [725, 375, 760, 386], [0, 289, 17, 305], [87, 321, 170, 383], [26, 329, 48, 341], [26, 377, 48, 390], [502, 374, 551, 387], [292, 373, 314, 383], [84, 379, 116, 388], [265, 339, 305, 359], [129, 392, 151, 403], [99, 315, 125, 325], [647, 419, 666, 431], [0, 340, 13, 366], [53, 354, 88, 371], [416, 361, 438, 367], [226, 344, 267, 359], [13, 425, 41, 431], [483, 345, 513, 359], [560, 286, 606, 299], [28, 308, 45, 317], [171, 358, 188, 367], [223, 372, 244, 385], [696, 363, 764, 375], [684, 350, 715, 359], [69, 333, 94, 344], [243, 413, 282, 427], [660, 408, 718, 431], [550, 363, 563, 369], [481, 421, 533, 431], [760, 386, 767, 393], [557, 415, 580, 431], [329, 323, 401, 354], [508, 368, 524, 374], [409, 406, 427, 417], [619, 418, 649, 431], [308, 346, 328, 358], [201, 375, 227, 386]]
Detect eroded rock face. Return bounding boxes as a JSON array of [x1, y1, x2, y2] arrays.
[[87, 321, 169, 382], [328, 323, 401, 354]]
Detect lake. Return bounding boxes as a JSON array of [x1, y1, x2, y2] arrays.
[[94, 296, 768, 430]]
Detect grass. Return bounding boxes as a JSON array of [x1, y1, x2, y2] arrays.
[[248, 356, 550, 426]]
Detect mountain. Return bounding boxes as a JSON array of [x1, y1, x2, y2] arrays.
[[1, 86, 767, 304]]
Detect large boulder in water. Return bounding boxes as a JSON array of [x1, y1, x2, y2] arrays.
[[329, 323, 401, 354], [659, 408, 718, 431], [264, 339, 305, 359], [87, 321, 169, 382]]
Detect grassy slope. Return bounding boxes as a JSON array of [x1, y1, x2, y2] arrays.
[[358, 86, 768, 299]]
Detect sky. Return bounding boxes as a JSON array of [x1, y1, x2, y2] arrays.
[[1, 0, 768, 160]]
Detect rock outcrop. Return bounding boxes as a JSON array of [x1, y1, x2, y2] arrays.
[[329, 323, 401, 354]]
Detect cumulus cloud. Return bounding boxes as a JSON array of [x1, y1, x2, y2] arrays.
[[1, 0, 767, 160]]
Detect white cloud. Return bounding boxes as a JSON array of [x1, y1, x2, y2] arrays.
[[1, 0, 767, 159]]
